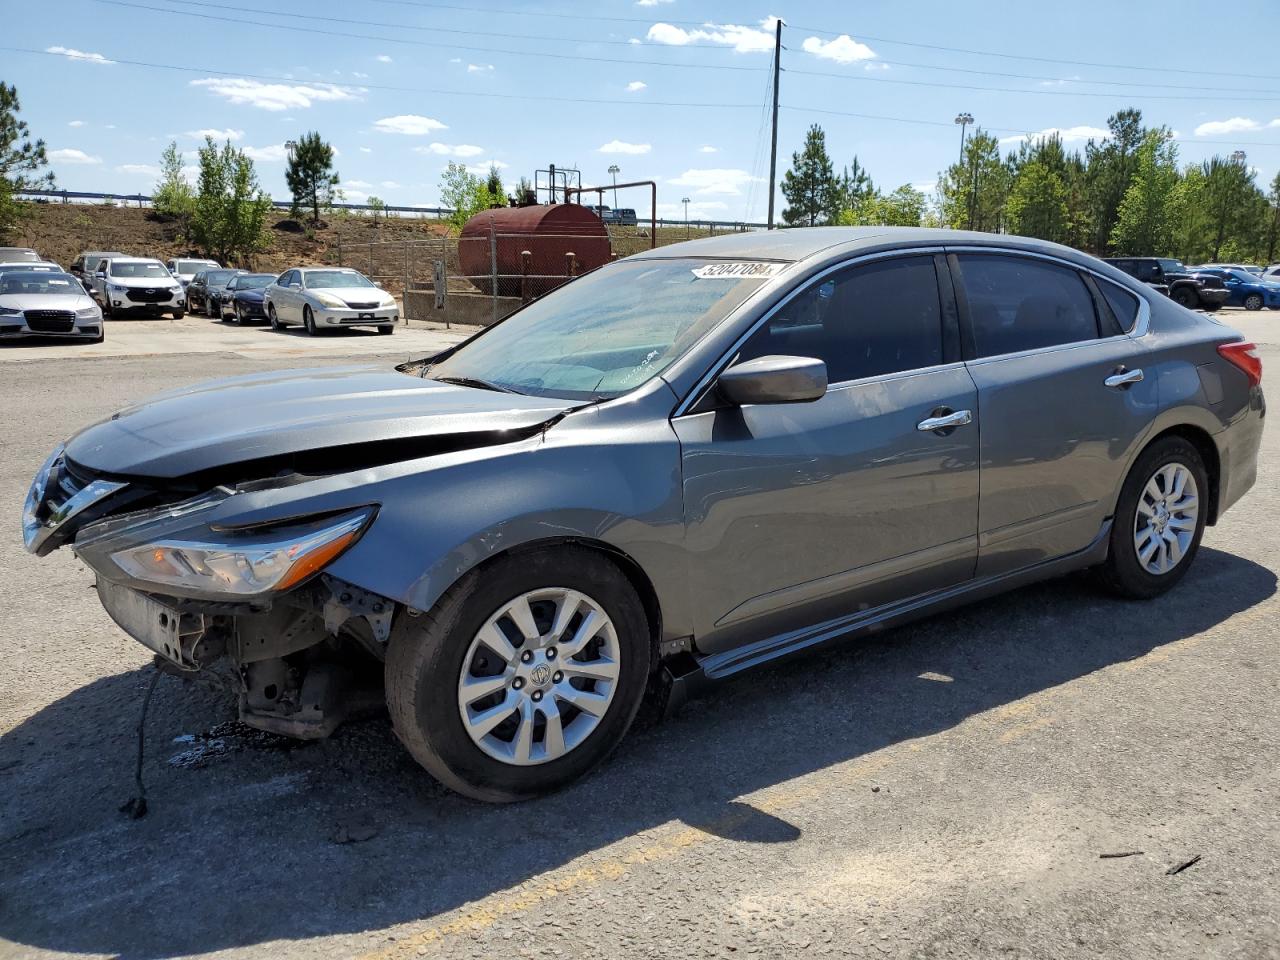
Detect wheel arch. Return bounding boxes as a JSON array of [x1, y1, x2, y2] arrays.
[[1130, 422, 1222, 526]]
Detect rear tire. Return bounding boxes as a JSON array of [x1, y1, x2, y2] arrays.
[[385, 547, 652, 802], [1096, 436, 1208, 600], [1244, 293, 1263, 311]]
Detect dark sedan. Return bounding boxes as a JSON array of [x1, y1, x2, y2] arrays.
[[22, 228, 1265, 802], [220, 273, 276, 324], [186, 269, 241, 316]]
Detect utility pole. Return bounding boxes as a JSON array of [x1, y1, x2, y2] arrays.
[[954, 113, 972, 164], [608, 164, 620, 208], [766, 18, 783, 230], [683, 196, 691, 237]]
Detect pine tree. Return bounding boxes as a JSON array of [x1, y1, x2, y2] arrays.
[[152, 140, 195, 237], [0, 83, 53, 240], [781, 124, 836, 227], [285, 131, 339, 223], [1110, 130, 1179, 255]]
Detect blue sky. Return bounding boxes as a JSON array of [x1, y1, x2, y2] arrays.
[[7, 0, 1280, 222]]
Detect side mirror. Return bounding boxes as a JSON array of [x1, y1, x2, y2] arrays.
[[718, 355, 827, 406], [95, 271, 106, 278]]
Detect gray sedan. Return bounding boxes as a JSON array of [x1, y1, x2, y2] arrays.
[[21, 228, 1265, 801], [1, 270, 104, 342]]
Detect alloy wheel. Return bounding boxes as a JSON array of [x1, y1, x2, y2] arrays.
[[1133, 462, 1199, 575], [456, 588, 621, 766]]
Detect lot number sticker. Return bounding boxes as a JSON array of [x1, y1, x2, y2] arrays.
[[692, 262, 785, 280]]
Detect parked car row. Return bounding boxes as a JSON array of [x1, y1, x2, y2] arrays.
[[1103, 256, 1280, 311], [0, 248, 105, 342]]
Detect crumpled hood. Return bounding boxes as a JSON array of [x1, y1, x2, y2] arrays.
[[65, 364, 574, 479]]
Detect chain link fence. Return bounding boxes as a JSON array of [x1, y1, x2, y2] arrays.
[[336, 222, 762, 328]]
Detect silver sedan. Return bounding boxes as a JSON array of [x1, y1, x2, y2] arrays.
[[0, 270, 104, 342], [263, 267, 399, 336]]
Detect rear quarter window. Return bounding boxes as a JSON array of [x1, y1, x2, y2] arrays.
[[1098, 279, 1141, 333]]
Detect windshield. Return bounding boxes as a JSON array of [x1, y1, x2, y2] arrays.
[[0, 248, 39, 263], [1157, 259, 1184, 273], [177, 260, 216, 273], [305, 270, 375, 289], [1228, 270, 1256, 282], [110, 261, 171, 279], [0, 273, 81, 295], [0, 263, 57, 274], [427, 258, 780, 400], [206, 270, 238, 285], [232, 274, 273, 290]]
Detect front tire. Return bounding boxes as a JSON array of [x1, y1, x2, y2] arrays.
[[386, 547, 652, 802], [378, 323, 395, 335], [304, 306, 318, 336], [1171, 286, 1197, 309], [171, 309, 185, 320], [1096, 436, 1208, 600], [268, 303, 281, 331], [1244, 293, 1264, 311]]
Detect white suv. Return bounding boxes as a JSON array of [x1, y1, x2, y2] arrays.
[[94, 257, 186, 319], [166, 257, 221, 290]]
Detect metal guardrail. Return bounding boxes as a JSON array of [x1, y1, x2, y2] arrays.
[[14, 189, 769, 231]]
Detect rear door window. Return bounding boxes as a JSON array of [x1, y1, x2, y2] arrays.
[[955, 254, 1100, 358], [737, 255, 945, 383]]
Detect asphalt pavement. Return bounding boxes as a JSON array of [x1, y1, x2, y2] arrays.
[[0, 310, 1277, 960]]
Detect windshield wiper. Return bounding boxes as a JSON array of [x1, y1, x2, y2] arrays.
[[432, 375, 520, 394]]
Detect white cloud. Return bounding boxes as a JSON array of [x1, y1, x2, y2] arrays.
[[697, 145, 718, 153], [1038, 75, 1080, 87], [374, 114, 448, 135], [190, 78, 359, 111], [1194, 117, 1261, 137], [626, 80, 647, 92], [911, 180, 937, 194], [864, 62, 889, 72], [416, 142, 485, 158], [636, 0, 673, 5], [242, 143, 288, 162], [116, 163, 160, 176], [999, 125, 1109, 146], [449, 57, 462, 63], [380, 180, 402, 189], [48, 148, 101, 165], [467, 63, 495, 73], [185, 127, 245, 141], [376, 54, 392, 63], [645, 17, 777, 54], [657, 199, 728, 218], [598, 139, 652, 154], [800, 34, 876, 64], [668, 168, 761, 195], [464, 159, 509, 175], [68, 120, 86, 128], [46, 45, 114, 65], [359, 146, 373, 153], [343, 189, 369, 202], [352, 71, 369, 79], [344, 179, 373, 189]]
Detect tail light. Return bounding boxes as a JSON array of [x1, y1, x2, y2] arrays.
[[1217, 341, 1262, 386]]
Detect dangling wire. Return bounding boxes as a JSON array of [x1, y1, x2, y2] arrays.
[[119, 668, 162, 819]]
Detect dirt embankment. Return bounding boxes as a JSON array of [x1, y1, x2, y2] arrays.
[[6, 202, 451, 275]]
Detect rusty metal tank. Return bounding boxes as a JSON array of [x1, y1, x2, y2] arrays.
[[458, 204, 611, 298]]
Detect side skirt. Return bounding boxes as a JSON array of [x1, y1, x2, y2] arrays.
[[666, 520, 1112, 706]]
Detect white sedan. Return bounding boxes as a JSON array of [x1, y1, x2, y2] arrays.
[[263, 267, 399, 336], [0, 269, 104, 342]]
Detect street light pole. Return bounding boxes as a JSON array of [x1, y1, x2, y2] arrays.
[[954, 112, 973, 165], [682, 196, 690, 238], [608, 164, 620, 209]]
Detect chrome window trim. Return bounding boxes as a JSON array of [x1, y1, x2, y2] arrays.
[[944, 244, 1152, 342], [672, 246, 949, 418]]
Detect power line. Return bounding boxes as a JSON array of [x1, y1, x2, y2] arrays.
[[785, 67, 1280, 103], [790, 23, 1280, 83], [92, 0, 766, 71], [153, 0, 1280, 96], [2, 46, 760, 108], [154, 0, 746, 49]]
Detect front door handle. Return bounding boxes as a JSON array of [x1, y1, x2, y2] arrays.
[[1104, 367, 1144, 389], [917, 409, 973, 433]]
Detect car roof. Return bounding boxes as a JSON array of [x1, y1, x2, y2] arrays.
[[109, 256, 165, 264], [629, 226, 1097, 265]]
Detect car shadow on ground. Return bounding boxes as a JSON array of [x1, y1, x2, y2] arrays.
[[0, 546, 1273, 958]]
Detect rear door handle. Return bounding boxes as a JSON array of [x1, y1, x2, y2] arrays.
[[1104, 367, 1144, 388], [917, 409, 973, 432]]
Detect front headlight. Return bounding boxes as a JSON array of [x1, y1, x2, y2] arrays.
[[0, 306, 20, 316], [108, 283, 128, 294], [313, 292, 346, 308], [76, 306, 100, 319], [380, 294, 396, 308], [109, 508, 374, 597], [22, 444, 64, 549]]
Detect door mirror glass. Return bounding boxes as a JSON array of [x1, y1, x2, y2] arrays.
[[718, 355, 827, 405]]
